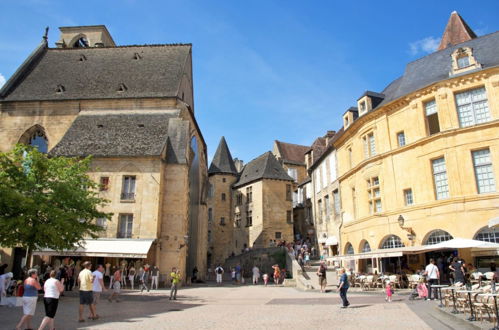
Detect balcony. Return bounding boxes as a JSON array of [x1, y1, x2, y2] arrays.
[[120, 192, 135, 201]]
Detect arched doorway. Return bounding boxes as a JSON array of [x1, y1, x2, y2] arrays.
[[379, 235, 405, 274], [422, 230, 455, 281], [359, 240, 373, 273], [344, 242, 355, 271]]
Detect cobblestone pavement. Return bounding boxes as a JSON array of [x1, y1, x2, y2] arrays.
[[0, 284, 479, 330]]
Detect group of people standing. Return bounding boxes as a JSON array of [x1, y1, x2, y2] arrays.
[[212, 263, 286, 286]]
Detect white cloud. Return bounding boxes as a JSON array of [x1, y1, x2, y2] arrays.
[[409, 36, 440, 56], [0, 73, 6, 88]]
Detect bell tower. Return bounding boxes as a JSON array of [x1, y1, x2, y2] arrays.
[[55, 25, 116, 48]]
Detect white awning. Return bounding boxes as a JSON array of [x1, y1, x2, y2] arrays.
[[325, 236, 338, 246], [430, 238, 499, 249], [489, 217, 499, 228], [33, 239, 155, 259]]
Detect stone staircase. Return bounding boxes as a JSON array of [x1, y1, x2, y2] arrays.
[[285, 257, 338, 291]]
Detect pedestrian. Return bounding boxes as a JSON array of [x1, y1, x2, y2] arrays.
[[337, 268, 350, 308], [38, 270, 64, 330], [317, 261, 327, 293], [120, 266, 127, 288], [449, 257, 465, 285], [215, 265, 224, 285], [55, 266, 67, 296], [235, 264, 242, 284], [425, 258, 440, 300], [139, 266, 150, 293], [91, 265, 106, 318], [170, 268, 180, 300], [16, 268, 42, 330], [304, 252, 310, 267], [231, 268, 236, 284], [417, 278, 428, 300], [108, 268, 122, 302], [66, 265, 74, 291], [252, 265, 260, 285], [128, 265, 136, 290], [272, 265, 281, 285], [192, 266, 198, 283], [0, 271, 13, 299], [78, 261, 97, 322], [263, 273, 269, 286], [385, 280, 393, 302], [151, 265, 160, 290]]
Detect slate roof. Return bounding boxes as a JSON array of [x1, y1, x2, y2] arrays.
[[438, 11, 477, 51], [208, 137, 238, 175], [234, 152, 294, 188], [0, 43, 191, 101], [49, 111, 188, 162], [378, 30, 499, 107], [274, 140, 309, 165]]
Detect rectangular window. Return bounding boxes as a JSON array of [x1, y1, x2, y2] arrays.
[[235, 212, 241, 228], [287, 168, 298, 182], [352, 188, 357, 219], [121, 176, 136, 200], [367, 177, 381, 214], [314, 171, 320, 194], [333, 189, 340, 215], [220, 217, 226, 226], [397, 131, 406, 147], [118, 214, 133, 238], [362, 133, 376, 159], [472, 149, 496, 194], [432, 157, 449, 200], [221, 193, 226, 201], [324, 195, 330, 220], [275, 232, 282, 239], [317, 199, 323, 223], [321, 164, 327, 188], [455, 87, 490, 127], [96, 217, 107, 228], [457, 56, 470, 68], [99, 177, 109, 191], [287, 210, 292, 224], [286, 184, 292, 201], [208, 230, 212, 243], [207, 183, 214, 198], [246, 186, 252, 203], [236, 192, 243, 206], [246, 210, 253, 227], [425, 100, 440, 135], [208, 208, 213, 222], [404, 189, 414, 206], [329, 154, 337, 182]]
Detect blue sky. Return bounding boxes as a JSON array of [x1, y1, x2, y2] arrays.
[[1, 1, 498, 164]]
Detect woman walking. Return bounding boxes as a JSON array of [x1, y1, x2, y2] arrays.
[[272, 265, 281, 285], [128, 265, 136, 290], [449, 257, 465, 284], [317, 261, 327, 293], [38, 270, 64, 330], [16, 269, 42, 330]]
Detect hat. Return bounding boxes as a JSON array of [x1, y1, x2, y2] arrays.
[[5, 272, 13, 278]]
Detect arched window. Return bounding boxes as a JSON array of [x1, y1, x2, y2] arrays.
[[474, 227, 499, 243], [19, 125, 48, 153], [361, 241, 371, 253], [425, 230, 453, 245], [380, 235, 404, 249], [345, 243, 354, 255], [74, 36, 89, 48]]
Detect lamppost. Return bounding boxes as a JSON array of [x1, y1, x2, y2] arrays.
[[398, 215, 416, 245]]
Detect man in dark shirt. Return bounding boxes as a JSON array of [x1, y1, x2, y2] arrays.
[[338, 268, 350, 308]]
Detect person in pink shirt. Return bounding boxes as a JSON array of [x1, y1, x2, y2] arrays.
[[385, 280, 393, 302]]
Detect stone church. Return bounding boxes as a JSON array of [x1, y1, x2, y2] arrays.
[[0, 25, 208, 281]]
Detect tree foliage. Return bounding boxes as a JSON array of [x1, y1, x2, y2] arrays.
[[0, 145, 112, 254]]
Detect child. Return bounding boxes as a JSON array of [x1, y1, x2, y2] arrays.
[[231, 268, 236, 284], [417, 278, 428, 300], [263, 273, 269, 286], [385, 280, 393, 302]]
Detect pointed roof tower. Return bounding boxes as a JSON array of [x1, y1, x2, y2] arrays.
[[208, 137, 238, 175], [438, 11, 477, 51]]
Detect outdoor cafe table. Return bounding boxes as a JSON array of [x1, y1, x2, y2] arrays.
[[441, 286, 459, 313], [457, 290, 481, 321], [479, 293, 499, 330], [431, 284, 449, 307]]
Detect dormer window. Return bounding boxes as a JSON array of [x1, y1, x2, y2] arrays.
[[450, 47, 481, 76], [79, 54, 87, 61], [133, 52, 142, 60], [56, 85, 65, 93], [117, 83, 128, 93], [74, 36, 89, 48]]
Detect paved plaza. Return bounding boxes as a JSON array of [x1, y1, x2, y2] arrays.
[[0, 283, 481, 330]]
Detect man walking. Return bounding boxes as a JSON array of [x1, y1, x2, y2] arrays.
[[140, 266, 150, 293], [150, 265, 160, 290], [252, 265, 260, 285], [108, 268, 122, 302], [215, 265, 224, 285], [338, 268, 350, 308], [92, 264, 106, 318], [170, 268, 180, 300], [425, 258, 440, 300], [78, 261, 96, 322]]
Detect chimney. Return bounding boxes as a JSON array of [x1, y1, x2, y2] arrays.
[[234, 158, 244, 172]]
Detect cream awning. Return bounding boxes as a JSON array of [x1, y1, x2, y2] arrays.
[[33, 238, 155, 259], [325, 236, 338, 246]]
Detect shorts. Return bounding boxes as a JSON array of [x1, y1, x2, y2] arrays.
[[319, 277, 327, 286], [22, 296, 38, 315], [113, 281, 121, 293], [44, 298, 59, 318], [93, 292, 101, 304], [79, 291, 93, 305]]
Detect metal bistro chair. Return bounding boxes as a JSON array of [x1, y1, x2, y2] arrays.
[[470, 272, 483, 285], [389, 275, 401, 289], [362, 275, 374, 291]]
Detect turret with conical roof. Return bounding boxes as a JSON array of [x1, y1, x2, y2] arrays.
[[208, 136, 238, 176], [438, 11, 477, 51]]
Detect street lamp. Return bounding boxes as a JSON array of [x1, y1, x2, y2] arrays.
[[397, 215, 416, 244], [397, 215, 405, 227]]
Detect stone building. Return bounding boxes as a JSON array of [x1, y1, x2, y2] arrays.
[[0, 25, 208, 281], [207, 139, 295, 267], [310, 12, 499, 273]]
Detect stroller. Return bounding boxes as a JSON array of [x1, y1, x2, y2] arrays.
[[408, 279, 428, 300]]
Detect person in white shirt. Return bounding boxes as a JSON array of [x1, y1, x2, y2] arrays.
[[425, 258, 440, 300], [91, 265, 106, 318], [252, 266, 260, 285], [215, 265, 224, 285], [38, 270, 64, 330]]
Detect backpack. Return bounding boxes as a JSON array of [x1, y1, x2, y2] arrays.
[[216, 267, 223, 274]]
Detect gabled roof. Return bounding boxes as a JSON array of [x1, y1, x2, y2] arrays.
[[274, 140, 309, 165], [234, 152, 294, 188], [0, 43, 191, 101], [208, 136, 237, 175], [49, 111, 188, 163], [438, 11, 477, 51]]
